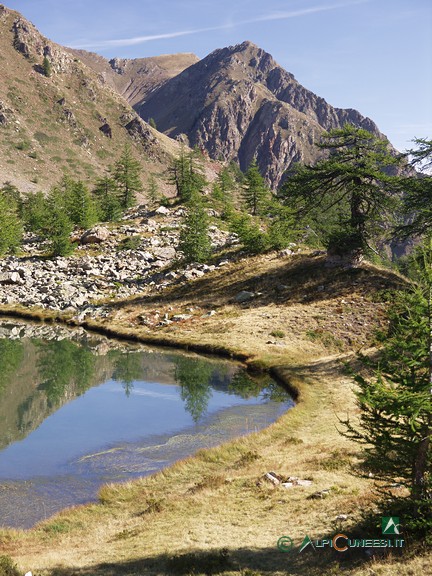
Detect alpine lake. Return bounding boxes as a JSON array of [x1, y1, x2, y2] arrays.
[[0, 319, 293, 529]]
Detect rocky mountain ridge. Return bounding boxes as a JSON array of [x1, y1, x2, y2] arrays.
[[0, 4, 390, 192], [68, 49, 199, 107], [71, 38, 385, 188], [131, 40, 384, 187]]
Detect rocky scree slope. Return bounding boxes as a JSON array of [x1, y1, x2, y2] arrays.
[[0, 204, 237, 316]]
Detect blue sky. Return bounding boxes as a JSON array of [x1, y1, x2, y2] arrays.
[[5, 0, 432, 152]]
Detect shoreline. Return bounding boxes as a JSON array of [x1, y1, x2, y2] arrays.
[[0, 306, 302, 400]]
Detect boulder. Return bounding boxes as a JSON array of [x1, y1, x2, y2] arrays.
[[155, 205, 170, 215], [99, 123, 112, 138], [80, 226, 110, 245], [0, 272, 22, 284], [152, 246, 176, 260], [235, 290, 255, 303]]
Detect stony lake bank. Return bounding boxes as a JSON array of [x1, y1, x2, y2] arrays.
[[1, 206, 430, 576]]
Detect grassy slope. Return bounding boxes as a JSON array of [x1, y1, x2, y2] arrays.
[[1, 252, 430, 575], [0, 7, 189, 195]]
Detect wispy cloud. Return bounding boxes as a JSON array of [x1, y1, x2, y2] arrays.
[[69, 27, 217, 49], [244, 0, 369, 24], [68, 0, 369, 50]]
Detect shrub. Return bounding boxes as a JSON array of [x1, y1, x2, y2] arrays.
[[0, 556, 20, 576], [117, 235, 142, 251]]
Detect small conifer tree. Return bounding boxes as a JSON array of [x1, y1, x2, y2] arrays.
[[0, 192, 23, 256], [93, 176, 122, 221], [242, 159, 270, 216], [42, 56, 52, 77], [146, 173, 159, 206], [66, 179, 98, 228], [342, 245, 432, 536], [22, 190, 48, 232], [112, 144, 142, 209], [168, 147, 207, 202], [43, 187, 74, 256], [179, 192, 211, 263]]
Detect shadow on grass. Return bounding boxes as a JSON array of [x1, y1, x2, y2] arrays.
[[46, 542, 388, 576], [100, 253, 405, 313]]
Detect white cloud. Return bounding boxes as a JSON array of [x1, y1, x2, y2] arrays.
[[69, 28, 217, 49], [244, 0, 369, 24]]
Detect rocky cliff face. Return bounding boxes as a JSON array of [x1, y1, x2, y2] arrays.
[[135, 41, 383, 188]]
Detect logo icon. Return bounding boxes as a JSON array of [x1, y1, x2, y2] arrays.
[[299, 535, 316, 553], [277, 536, 294, 552], [382, 517, 401, 535]]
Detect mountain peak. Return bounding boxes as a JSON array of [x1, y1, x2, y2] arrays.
[[133, 41, 381, 188], [233, 40, 260, 51]]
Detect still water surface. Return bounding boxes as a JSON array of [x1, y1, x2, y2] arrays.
[[0, 320, 293, 528]]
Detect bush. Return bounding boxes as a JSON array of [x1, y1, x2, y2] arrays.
[[166, 548, 231, 575], [326, 228, 364, 256], [117, 235, 142, 251], [270, 330, 285, 338], [0, 556, 20, 576], [229, 212, 270, 254]]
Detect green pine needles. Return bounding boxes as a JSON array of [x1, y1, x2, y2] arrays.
[[281, 124, 402, 258], [342, 256, 432, 537], [0, 190, 23, 256], [179, 192, 212, 263]]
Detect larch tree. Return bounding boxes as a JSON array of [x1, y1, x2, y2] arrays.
[[112, 144, 142, 209], [242, 159, 270, 216], [280, 124, 402, 259]]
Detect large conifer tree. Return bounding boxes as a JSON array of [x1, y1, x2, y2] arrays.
[[281, 124, 401, 257]]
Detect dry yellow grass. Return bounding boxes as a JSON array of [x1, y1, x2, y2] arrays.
[[0, 253, 430, 576]]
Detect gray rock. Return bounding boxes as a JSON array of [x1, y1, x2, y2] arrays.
[[201, 310, 216, 318], [171, 314, 192, 322], [0, 272, 22, 284], [80, 226, 110, 245], [152, 246, 176, 260], [235, 290, 255, 303], [155, 206, 170, 215]]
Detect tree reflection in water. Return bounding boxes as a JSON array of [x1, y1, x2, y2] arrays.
[[0, 339, 23, 396], [36, 340, 96, 405]]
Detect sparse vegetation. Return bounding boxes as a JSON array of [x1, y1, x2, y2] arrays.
[[270, 329, 285, 338], [0, 555, 20, 576], [116, 235, 142, 251]]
